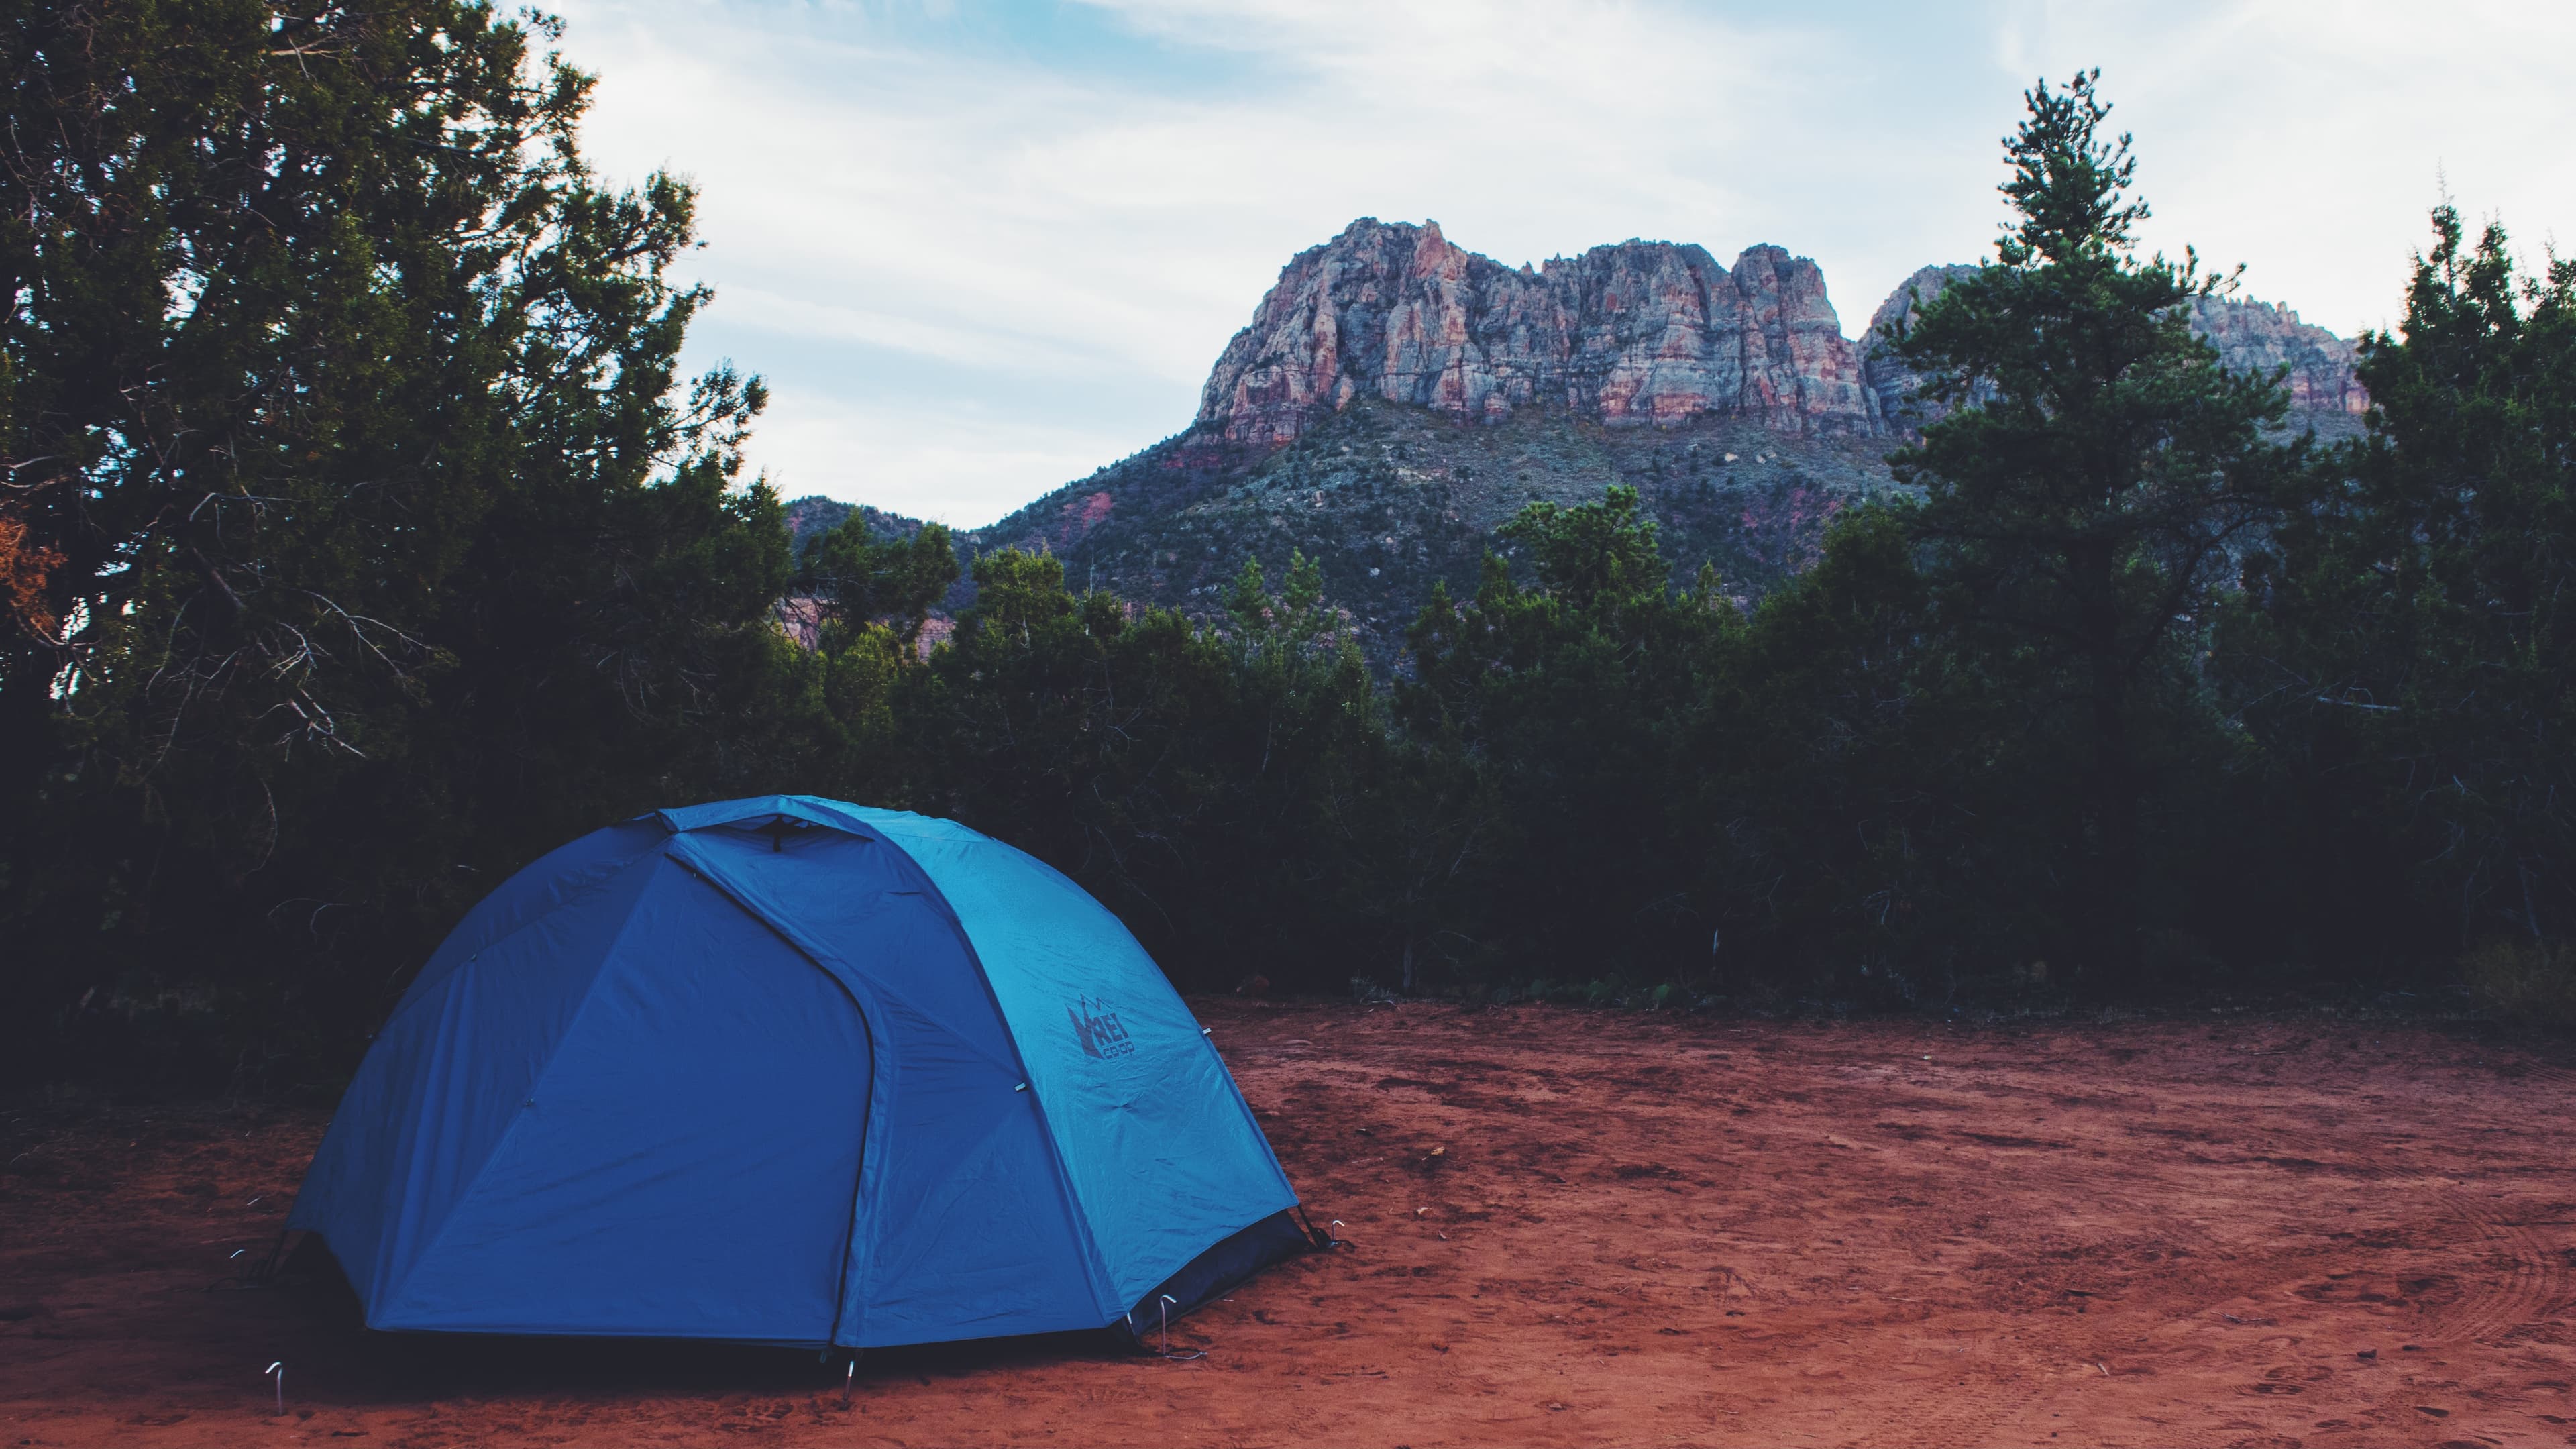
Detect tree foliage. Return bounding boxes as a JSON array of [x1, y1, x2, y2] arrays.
[[8, 46, 2573, 1093], [2220, 208, 2576, 965], [0, 0, 783, 1086]]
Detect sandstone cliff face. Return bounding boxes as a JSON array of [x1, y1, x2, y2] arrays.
[[1198, 221, 2367, 454], [2185, 295, 2368, 419], [1858, 263, 1978, 428], [1196, 220, 1884, 448]]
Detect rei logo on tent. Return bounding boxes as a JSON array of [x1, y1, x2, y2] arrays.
[[1068, 996, 1136, 1060]]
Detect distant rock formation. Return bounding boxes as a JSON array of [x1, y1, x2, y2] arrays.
[[1860, 263, 1977, 428], [1194, 221, 2365, 454], [1195, 220, 1885, 449], [2184, 294, 2368, 419]]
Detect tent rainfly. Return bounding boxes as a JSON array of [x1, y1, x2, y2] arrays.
[[286, 796, 1320, 1348]]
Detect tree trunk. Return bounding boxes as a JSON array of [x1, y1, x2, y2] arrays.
[[2078, 541, 2140, 992], [2092, 655, 2141, 987]]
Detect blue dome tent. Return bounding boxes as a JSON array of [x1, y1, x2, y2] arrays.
[[285, 796, 1319, 1348]]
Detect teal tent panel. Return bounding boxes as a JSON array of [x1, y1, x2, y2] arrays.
[[665, 825, 1117, 1343], [851, 810, 1299, 1309], [845, 1071, 1108, 1340], [378, 859, 870, 1340], [288, 848, 663, 1307]]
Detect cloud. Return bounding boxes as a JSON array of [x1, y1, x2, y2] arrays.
[[551, 0, 2575, 527]]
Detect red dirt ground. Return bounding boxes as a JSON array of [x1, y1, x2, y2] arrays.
[[5, 1002, 2575, 1448]]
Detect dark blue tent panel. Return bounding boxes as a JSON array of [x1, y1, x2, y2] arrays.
[[384, 861, 871, 1337], [288, 797, 1308, 1348]]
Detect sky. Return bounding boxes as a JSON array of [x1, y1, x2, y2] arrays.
[[547, 0, 2576, 527]]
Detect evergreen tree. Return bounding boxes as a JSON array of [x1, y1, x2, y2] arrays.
[[802, 516, 959, 655], [899, 547, 1383, 992], [1401, 486, 1737, 984], [1886, 70, 2297, 985], [0, 1, 781, 1083], [2222, 209, 2575, 969]]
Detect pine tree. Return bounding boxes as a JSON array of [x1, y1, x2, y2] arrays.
[[1886, 70, 2297, 984], [2222, 208, 2576, 967]]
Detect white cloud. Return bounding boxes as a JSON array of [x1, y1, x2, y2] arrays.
[[551, 0, 2575, 527]]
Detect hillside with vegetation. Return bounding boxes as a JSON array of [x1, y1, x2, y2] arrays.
[[950, 224, 2367, 663]]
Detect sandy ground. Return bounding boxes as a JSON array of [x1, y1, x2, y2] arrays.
[[4, 1001, 2574, 1448]]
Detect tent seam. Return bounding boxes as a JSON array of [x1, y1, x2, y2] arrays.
[[865, 826, 1129, 1326], [657, 838, 894, 1349]]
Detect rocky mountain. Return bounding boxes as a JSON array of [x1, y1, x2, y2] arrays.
[[2185, 293, 2367, 418], [1193, 220, 1884, 449], [821, 219, 2369, 662]]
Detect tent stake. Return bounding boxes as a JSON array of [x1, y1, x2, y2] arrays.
[[265, 1362, 284, 1416]]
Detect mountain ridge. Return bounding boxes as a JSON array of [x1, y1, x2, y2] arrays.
[[794, 219, 2368, 657]]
